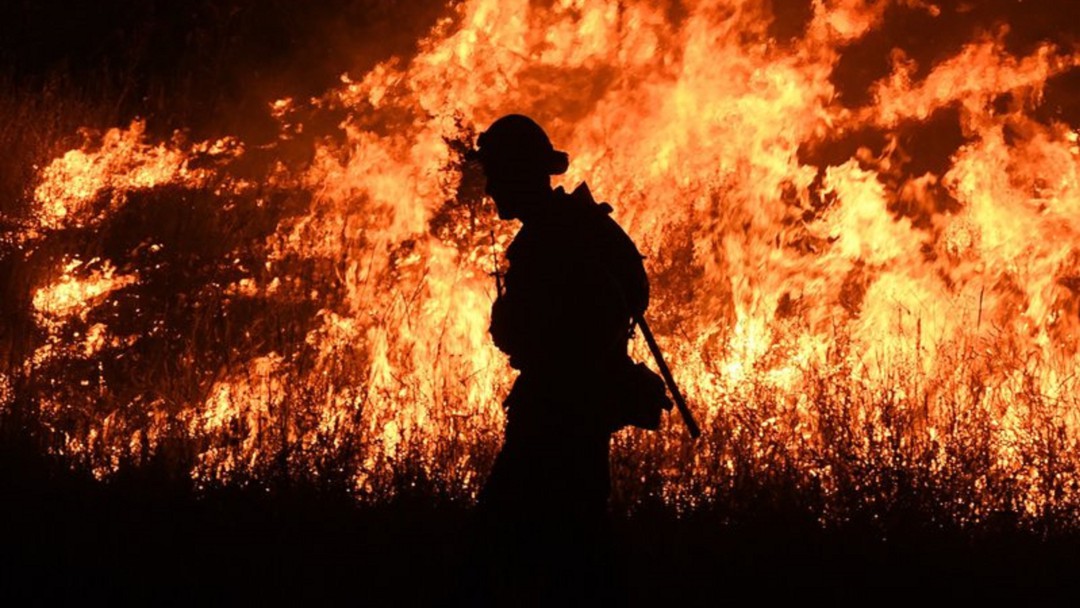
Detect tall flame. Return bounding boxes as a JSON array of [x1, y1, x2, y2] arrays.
[[10, 0, 1080, 524]]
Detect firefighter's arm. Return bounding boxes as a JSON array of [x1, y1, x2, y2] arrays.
[[489, 258, 557, 368]]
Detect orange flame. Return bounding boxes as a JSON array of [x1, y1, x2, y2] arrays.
[[13, 0, 1080, 524]]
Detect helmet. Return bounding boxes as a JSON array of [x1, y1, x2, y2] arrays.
[[470, 114, 569, 176]]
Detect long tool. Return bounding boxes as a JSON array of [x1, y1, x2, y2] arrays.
[[489, 229, 504, 297], [634, 315, 701, 439]]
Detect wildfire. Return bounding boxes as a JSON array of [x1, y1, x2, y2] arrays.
[[8, 0, 1080, 526]]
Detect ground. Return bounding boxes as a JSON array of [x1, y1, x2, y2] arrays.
[[3, 450, 1078, 606]]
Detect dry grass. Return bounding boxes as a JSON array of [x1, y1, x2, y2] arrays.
[[2, 3, 1079, 540]]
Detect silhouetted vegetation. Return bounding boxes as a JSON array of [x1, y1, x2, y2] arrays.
[[2, 2, 1079, 602]]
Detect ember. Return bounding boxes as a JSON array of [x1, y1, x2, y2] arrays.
[[4, 0, 1080, 530]]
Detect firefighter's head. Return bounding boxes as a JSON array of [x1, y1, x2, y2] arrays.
[[470, 114, 568, 220]]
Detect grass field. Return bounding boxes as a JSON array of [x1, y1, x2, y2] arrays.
[[3, 2, 1080, 602]]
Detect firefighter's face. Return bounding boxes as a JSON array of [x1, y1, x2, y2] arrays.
[[482, 166, 550, 220]]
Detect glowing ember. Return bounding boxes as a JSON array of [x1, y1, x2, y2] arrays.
[[7, 0, 1080, 526]]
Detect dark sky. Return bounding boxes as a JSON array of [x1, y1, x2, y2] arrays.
[[0, 0, 449, 135], [0, 1, 1075, 131]]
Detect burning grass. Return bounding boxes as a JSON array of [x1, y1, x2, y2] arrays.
[[2, 0, 1080, 540]]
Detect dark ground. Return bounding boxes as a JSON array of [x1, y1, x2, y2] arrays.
[[3, 443, 1079, 607]]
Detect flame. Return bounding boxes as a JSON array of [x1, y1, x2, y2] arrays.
[[32, 120, 244, 229], [33, 259, 137, 320], [8, 0, 1080, 525]]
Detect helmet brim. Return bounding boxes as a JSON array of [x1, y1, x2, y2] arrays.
[[467, 147, 569, 176]]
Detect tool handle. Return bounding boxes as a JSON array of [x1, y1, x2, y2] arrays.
[[635, 316, 701, 439]]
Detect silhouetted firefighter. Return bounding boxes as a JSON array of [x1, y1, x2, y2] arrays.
[[460, 114, 695, 604]]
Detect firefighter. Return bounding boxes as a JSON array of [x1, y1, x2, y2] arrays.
[[464, 114, 671, 603]]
